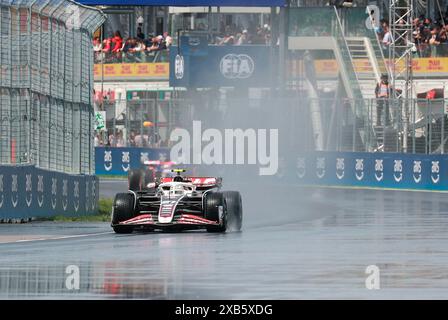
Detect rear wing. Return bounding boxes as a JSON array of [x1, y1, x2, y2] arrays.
[[160, 177, 222, 188], [143, 160, 176, 166]]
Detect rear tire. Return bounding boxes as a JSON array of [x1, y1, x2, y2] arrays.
[[223, 191, 242, 231], [155, 171, 162, 181], [142, 169, 155, 190], [112, 193, 136, 234], [128, 169, 142, 191], [204, 192, 227, 233]]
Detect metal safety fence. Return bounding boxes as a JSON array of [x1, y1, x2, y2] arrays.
[[293, 97, 448, 155], [95, 96, 448, 157], [94, 49, 169, 64], [0, 0, 105, 175], [95, 98, 193, 148]]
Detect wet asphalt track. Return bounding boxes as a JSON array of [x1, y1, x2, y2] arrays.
[[1, 179, 448, 299]]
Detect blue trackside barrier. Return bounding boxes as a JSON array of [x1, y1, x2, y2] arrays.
[[0, 165, 98, 220], [198, 152, 448, 192], [95, 147, 448, 191], [290, 151, 448, 191], [95, 147, 171, 176]]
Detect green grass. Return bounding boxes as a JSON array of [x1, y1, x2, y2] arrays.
[[40, 198, 114, 222]]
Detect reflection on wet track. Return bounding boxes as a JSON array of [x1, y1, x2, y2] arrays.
[[1, 186, 448, 299]]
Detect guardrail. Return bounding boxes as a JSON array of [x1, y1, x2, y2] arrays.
[[0, 166, 98, 221]]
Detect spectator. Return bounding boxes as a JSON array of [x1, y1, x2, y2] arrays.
[[102, 37, 112, 53], [137, 27, 145, 40], [132, 39, 146, 62], [94, 133, 101, 147], [440, 25, 448, 55], [423, 18, 433, 31], [93, 37, 103, 62], [123, 38, 138, 62], [95, 21, 282, 62], [252, 27, 266, 44], [147, 35, 165, 52], [219, 32, 235, 45], [94, 29, 173, 64], [137, 16, 144, 28], [93, 37, 102, 52], [128, 131, 136, 147], [382, 25, 393, 50], [163, 32, 173, 48], [149, 130, 162, 147], [236, 29, 249, 45], [263, 23, 271, 33], [375, 74, 393, 126], [108, 132, 116, 147], [145, 37, 155, 52], [116, 130, 125, 147], [429, 27, 442, 57], [142, 133, 150, 147], [112, 31, 123, 53], [134, 132, 144, 147]]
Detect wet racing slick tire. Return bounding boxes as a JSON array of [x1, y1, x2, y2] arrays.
[[223, 191, 243, 231], [204, 192, 227, 233], [112, 193, 136, 234], [128, 169, 142, 191]]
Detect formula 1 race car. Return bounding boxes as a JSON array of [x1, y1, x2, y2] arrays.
[[127, 160, 177, 191], [111, 169, 243, 234]]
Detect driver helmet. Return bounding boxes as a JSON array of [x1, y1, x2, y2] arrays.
[[173, 176, 183, 182]]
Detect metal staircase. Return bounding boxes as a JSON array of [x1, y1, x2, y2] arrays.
[[288, 6, 384, 151], [345, 36, 391, 151], [346, 37, 380, 99], [332, 7, 376, 151]]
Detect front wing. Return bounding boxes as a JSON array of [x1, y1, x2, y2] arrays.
[[116, 213, 219, 228]]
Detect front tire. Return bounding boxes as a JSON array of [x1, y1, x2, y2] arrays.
[[223, 191, 242, 231], [113, 225, 134, 234], [112, 193, 136, 234], [204, 192, 227, 233]]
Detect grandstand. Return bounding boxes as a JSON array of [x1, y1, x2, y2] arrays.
[[82, 0, 448, 158], [84, 1, 282, 150]]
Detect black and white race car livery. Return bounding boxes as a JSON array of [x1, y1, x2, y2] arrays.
[[111, 170, 242, 234]]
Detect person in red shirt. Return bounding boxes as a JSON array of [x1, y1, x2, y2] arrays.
[[102, 38, 111, 53], [113, 31, 123, 62], [112, 31, 123, 53]]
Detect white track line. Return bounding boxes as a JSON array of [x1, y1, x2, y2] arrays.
[[1, 231, 114, 245]]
